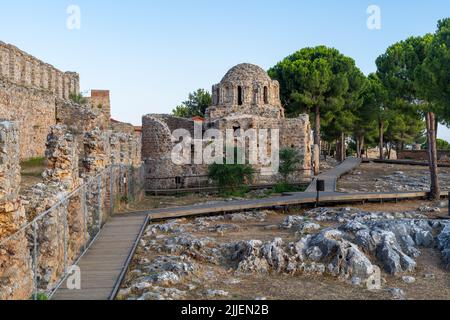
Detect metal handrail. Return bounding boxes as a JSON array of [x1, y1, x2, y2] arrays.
[[0, 165, 120, 247], [0, 163, 145, 299]]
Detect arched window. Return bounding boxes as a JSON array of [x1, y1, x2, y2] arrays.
[[215, 87, 220, 105], [263, 86, 269, 104], [238, 86, 243, 105]]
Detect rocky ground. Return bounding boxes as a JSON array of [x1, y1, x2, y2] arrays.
[[338, 162, 450, 193], [320, 157, 339, 172], [119, 206, 450, 300]]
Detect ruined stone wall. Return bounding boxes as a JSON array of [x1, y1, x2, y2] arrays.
[[0, 121, 33, 300], [111, 120, 136, 135], [89, 90, 111, 130], [0, 42, 79, 99], [0, 79, 56, 160], [0, 42, 80, 160], [56, 100, 102, 134], [279, 115, 312, 182], [397, 150, 450, 162], [142, 113, 312, 189], [16, 124, 142, 294], [21, 125, 83, 291], [142, 115, 207, 190], [215, 114, 312, 183]]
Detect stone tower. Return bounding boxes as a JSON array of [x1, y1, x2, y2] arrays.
[[206, 63, 285, 120]]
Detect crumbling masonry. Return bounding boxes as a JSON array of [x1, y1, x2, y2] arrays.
[[142, 63, 312, 190], [0, 42, 143, 299]]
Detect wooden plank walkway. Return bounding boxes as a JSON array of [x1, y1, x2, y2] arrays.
[[372, 158, 450, 167], [127, 190, 438, 221], [306, 157, 362, 192], [51, 215, 148, 300]]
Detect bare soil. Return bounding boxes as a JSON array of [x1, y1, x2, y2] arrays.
[[338, 162, 450, 193]]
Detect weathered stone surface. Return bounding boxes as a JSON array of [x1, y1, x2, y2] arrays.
[[42, 125, 80, 188], [21, 125, 83, 291], [142, 63, 312, 190], [0, 42, 80, 160], [437, 222, 450, 268], [0, 121, 33, 300]]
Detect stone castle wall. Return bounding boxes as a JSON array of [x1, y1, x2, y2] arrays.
[[0, 79, 57, 159], [0, 121, 34, 300], [0, 42, 80, 99], [0, 42, 80, 160], [89, 90, 111, 130]]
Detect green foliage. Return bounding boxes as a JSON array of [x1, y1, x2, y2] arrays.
[[31, 293, 49, 300], [69, 93, 88, 105], [376, 35, 433, 103], [21, 157, 45, 169], [121, 196, 131, 204], [278, 148, 301, 182], [376, 35, 431, 148], [416, 18, 450, 123], [172, 89, 212, 118], [208, 158, 254, 195], [269, 46, 356, 117], [272, 182, 298, 194], [268, 46, 367, 149], [423, 138, 450, 150]]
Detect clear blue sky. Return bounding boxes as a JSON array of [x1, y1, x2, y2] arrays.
[[0, 0, 449, 138]]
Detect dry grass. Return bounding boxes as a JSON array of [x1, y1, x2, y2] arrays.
[[20, 157, 45, 193]]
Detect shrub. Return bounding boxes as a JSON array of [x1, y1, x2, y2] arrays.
[[272, 182, 305, 194], [279, 148, 301, 183], [208, 161, 254, 196], [69, 93, 88, 104]]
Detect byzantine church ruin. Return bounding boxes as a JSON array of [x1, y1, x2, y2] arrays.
[[142, 63, 312, 190]]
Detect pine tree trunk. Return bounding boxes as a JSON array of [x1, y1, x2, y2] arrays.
[[314, 105, 321, 149], [427, 112, 440, 200], [338, 132, 346, 162], [379, 120, 384, 160], [361, 136, 365, 159], [356, 137, 361, 158]]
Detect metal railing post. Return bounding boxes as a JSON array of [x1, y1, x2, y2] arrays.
[[97, 175, 102, 232], [110, 166, 114, 217], [128, 166, 132, 200], [32, 221, 38, 300], [63, 201, 68, 275], [83, 185, 88, 250]]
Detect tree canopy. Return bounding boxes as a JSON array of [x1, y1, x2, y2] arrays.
[[375, 20, 450, 199], [172, 89, 212, 118], [268, 46, 367, 149], [416, 18, 450, 122]]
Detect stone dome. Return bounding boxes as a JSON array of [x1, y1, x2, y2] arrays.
[[221, 63, 271, 83]]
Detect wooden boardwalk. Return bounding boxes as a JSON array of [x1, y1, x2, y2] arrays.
[[129, 190, 436, 221], [306, 157, 362, 192], [51, 215, 148, 300]]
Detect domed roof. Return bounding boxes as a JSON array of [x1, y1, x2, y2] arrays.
[[221, 63, 271, 83]]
